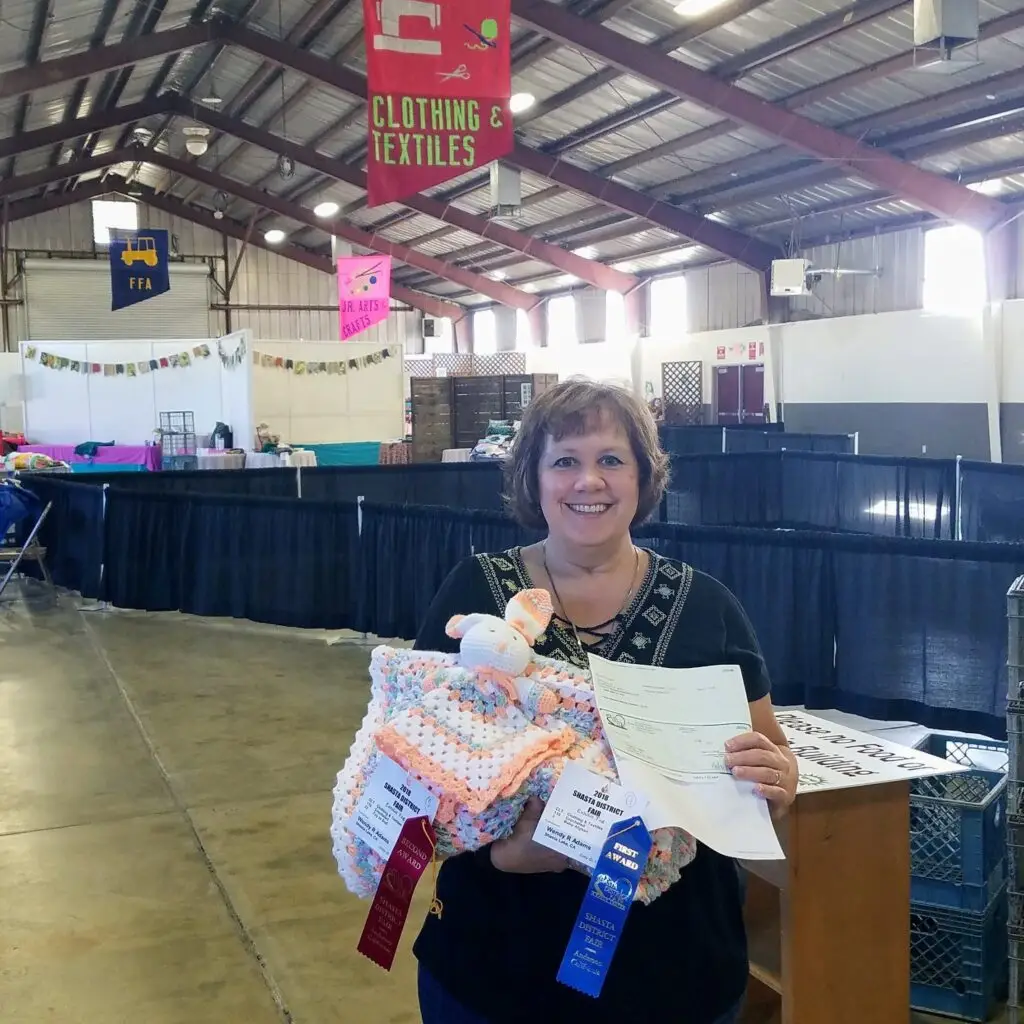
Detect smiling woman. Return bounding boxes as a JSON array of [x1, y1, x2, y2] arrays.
[[410, 378, 798, 1024]]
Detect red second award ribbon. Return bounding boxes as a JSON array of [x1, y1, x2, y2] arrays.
[[357, 815, 436, 971]]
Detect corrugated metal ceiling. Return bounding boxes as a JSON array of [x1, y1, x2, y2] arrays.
[[2, 0, 1024, 303]]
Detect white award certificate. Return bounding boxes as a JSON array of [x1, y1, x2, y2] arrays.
[[588, 656, 784, 861]]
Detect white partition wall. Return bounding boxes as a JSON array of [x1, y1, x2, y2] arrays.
[[252, 340, 404, 443], [18, 333, 252, 446]]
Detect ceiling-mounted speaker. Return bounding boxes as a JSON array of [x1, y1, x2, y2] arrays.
[[489, 163, 522, 221]]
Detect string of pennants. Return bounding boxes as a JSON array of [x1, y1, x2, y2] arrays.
[[253, 346, 394, 375], [26, 343, 216, 377], [26, 341, 393, 378]]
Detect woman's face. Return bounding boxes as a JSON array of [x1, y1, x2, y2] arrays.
[[536, 416, 640, 550]]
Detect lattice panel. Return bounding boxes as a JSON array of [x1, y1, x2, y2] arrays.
[[434, 353, 473, 376], [404, 357, 433, 377], [662, 360, 703, 425], [473, 352, 526, 376]]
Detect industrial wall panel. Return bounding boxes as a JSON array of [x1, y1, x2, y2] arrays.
[[1, 202, 426, 350], [23, 259, 213, 341], [788, 230, 925, 319]]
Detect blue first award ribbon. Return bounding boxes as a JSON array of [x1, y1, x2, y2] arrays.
[[556, 815, 652, 999]]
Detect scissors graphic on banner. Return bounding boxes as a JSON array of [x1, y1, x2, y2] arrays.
[[437, 64, 471, 81]]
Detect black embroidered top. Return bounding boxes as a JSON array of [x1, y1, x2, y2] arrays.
[[412, 547, 771, 1024]]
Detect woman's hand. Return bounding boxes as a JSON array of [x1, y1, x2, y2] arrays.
[[489, 797, 570, 874], [725, 731, 798, 819]]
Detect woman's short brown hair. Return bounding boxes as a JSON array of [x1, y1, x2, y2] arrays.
[[505, 377, 668, 530]]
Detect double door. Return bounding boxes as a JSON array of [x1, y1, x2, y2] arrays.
[[715, 363, 765, 425]]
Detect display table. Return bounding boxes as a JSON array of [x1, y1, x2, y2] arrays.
[[245, 452, 284, 469], [442, 448, 471, 463], [282, 450, 317, 468], [196, 452, 246, 470], [19, 444, 161, 471]]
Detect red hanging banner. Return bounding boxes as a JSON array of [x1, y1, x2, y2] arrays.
[[362, 0, 512, 206]]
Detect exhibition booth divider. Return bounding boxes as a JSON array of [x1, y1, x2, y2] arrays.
[[17, 477, 1023, 742], [37, 449, 1024, 543]]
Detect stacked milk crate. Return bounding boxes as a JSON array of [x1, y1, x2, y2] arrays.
[[1009, 575, 1024, 1023], [910, 719, 1009, 1015]]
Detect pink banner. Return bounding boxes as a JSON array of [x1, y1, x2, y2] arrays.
[[338, 256, 392, 341]]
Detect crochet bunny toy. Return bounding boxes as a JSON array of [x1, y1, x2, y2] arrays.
[[330, 589, 697, 905], [445, 588, 559, 714]]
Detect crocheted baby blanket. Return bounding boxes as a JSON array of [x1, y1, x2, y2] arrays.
[[331, 646, 697, 904]]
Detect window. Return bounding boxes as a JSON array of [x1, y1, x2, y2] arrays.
[[473, 309, 497, 354], [606, 289, 627, 343], [923, 225, 986, 312], [92, 199, 138, 246], [546, 294, 577, 347], [649, 274, 687, 338]]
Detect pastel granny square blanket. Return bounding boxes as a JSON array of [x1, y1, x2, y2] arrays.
[[331, 591, 697, 905]]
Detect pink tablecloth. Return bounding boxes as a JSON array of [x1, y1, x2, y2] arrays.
[[20, 444, 163, 471]]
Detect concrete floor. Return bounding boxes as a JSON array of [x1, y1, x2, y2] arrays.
[[0, 584, 426, 1024], [0, 583, 1008, 1023]]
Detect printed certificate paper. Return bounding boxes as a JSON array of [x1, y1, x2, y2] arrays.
[[588, 656, 784, 861], [349, 755, 440, 861], [535, 762, 649, 869]]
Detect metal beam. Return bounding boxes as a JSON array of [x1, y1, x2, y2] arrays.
[[539, 0, 905, 158], [0, 166, 464, 320], [0, 149, 137, 200], [178, 102, 638, 293], [511, 145, 777, 269], [209, 36, 779, 270], [1, 145, 512, 304], [125, 183, 465, 320], [553, 7, 1024, 185], [137, 150, 536, 309], [0, 97, 173, 161], [511, 0, 1006, 233], [0, 21, 219, 103], [517, 0, 771, 132], [654, 90, 1024, 204], [3, 178, 112, 223], [171, 0, 352, 201]]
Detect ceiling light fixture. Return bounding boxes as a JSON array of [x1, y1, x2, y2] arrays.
[[489, 269, 508, 280], [509, 93, 536, 114], [967, 178, 1005, 196], [313, 200, 340, 218], [182, 126, 209, 157], [201, 84, 223, 107], [573, 245, 598, 258], [674, 0, 730, 15], [264, 229, 287, 245]]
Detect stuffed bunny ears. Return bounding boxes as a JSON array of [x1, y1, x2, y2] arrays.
[[445, 588, 554, 645], [504, 588, 553, 643]]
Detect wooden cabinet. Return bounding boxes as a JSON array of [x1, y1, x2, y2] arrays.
[[410, 374, 557, 462], [740, 781, 911, 1024]]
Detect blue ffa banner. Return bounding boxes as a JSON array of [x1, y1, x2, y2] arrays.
[[109, 230, 170, 311]]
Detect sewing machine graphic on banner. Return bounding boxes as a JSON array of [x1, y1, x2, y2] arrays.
[[373, 0, 443, 54]]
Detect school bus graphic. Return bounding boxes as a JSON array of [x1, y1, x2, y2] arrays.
[[120, 236, 159, 268]]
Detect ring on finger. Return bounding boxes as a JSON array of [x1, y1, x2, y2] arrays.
[[772, 768, 782, 786]]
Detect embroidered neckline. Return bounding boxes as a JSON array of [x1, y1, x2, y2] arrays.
[[473, 547, 694, 669]]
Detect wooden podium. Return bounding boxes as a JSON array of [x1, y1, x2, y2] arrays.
[[740, 780, 911, 1024]]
